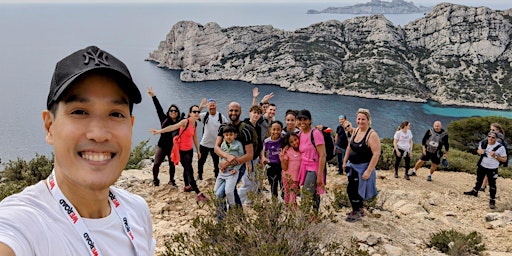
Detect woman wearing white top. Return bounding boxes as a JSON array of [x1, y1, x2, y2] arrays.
[[393, 121, 413, 180]]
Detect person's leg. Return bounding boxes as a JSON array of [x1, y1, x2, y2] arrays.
[[488, 168, 498, 201], [168, 161, 177, 186], [282, 174, 291, 203], [233, 164, 246, 207], [210, 147, 221, 178], [410, 158, 424, 175], [394, 149, 402, 177], [214, 178, 227, 222], [464, 166, 485, 196], [346, 169, 364, 221], [336, 149, 343, 174], [302, 171, 320, 211], [404, 153, 411, 174], [267, 164, 279, 198], [152, 146, 165, 186], [225, 173, 238, 206], [480, 176, 489, 191], [238, 162, 256, 205], [181, 150, 199, 193], [197, 145, 209, 180]]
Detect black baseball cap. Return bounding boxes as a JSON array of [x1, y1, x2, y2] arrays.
[[46, 45, 142, 109]]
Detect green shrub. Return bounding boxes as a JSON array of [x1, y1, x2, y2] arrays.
[[162, 165, 341, 256], [0, 154, 54, 200], [126, 139, 154, 169], [429, 229, 485, 255]]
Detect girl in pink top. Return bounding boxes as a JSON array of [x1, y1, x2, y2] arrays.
[[150, 105, 207, 202], [280, 132, 302, 206]]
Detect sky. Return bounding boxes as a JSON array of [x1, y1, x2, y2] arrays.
[[0, 0, 509, 8]]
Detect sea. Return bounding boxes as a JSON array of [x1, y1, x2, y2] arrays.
[[1, 2, 511, 164]]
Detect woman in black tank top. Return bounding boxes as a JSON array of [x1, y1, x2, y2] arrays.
[[342, 108, 381, 222]]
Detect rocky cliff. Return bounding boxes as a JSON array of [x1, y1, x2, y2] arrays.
[[147, 3, 512, 109], [307, 0, 431, 14]]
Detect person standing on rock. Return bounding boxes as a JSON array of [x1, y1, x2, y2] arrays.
[[464, 131, 506, 209], [335, 114, 350, 175], [393, 121, 413, 180], [147, 87, 183, 187], [197, 98, 228, 180], [480, 123, 507, 192], [342, 108, 380, 222], [0, 45, 156, 255], [150, 105, 208, 202], [215, 102, 255, 207], [408, 121, 449, 181], [297, 109, 326, 214]]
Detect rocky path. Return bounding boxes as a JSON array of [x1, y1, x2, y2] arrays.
[[117, 158, 512, 255]]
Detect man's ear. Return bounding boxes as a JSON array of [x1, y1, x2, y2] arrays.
[[42, 110, 54, 145]]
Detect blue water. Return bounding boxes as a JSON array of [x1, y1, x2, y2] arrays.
[[0, 3, 510, 163]]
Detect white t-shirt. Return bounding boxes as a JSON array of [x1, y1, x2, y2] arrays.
[[200, 111, 229, 148], [394, 130, 413, 151], [0, 181, 155, 256], [479, 141, 507, 169]]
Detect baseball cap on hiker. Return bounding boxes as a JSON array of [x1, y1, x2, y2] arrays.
[[297, 109, 311, 120], [207, 98, 216, 103], [46, 45, 142, 109]]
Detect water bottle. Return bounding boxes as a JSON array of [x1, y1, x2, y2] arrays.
[[442, 156, 449, 168]]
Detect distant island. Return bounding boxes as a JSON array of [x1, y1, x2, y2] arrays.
[[307, 0, 432, 14]]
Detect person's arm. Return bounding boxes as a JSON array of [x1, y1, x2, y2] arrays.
[[362, 130, 381, 180], [280, 147, 289, 171], [149, 119, 186, 135], [421, 130, 430, 155], [193, 126, 201, 159], [251, 87, 259, 106], [443, 134, 449, 156], [393, 136, 400, 157], [198, 98, 207, 111], [315, 143, 326, 187], [148, 87, 166, 122], [0, 243, 15, 256], [409, 132, 413, 154]]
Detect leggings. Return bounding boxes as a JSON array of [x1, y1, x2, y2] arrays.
[[152, 146, 176, 182], [180, 149, 200, 194], [347, 169, 364, 212], [266, 163, 282, 198], [394, 149, 411, 175]]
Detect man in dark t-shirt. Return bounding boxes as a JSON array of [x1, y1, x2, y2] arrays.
[[335, 115, 350, 174]]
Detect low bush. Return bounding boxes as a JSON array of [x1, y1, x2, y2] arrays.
[[162, 165, 342, 256], [126, 139, 154, 169], [0, 154, 54, 201], [428, 229, 485, 255]]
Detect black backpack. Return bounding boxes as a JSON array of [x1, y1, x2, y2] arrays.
[[202, 112, 225, 133], [478, 139, 509, 167], [311, 127, 335, 161]]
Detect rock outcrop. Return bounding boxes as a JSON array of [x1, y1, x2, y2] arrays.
[[307, 0, 431, 14], [147, 3, 512, 109]]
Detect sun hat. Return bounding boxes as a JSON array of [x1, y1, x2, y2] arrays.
[[47, 45, 141, 109]]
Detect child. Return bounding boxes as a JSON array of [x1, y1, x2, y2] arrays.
[[280, 132, 302, 206], [261, 120, 284, 198], [214, 124, 244, 221]]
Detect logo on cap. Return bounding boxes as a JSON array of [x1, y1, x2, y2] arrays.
[[83, 48, 109, 66]]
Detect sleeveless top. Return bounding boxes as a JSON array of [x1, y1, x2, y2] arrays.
[[179, 118, 196, 151], [348, 128, 373, 164]]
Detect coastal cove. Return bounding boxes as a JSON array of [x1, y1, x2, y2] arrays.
[[0, 3, 511, 163]]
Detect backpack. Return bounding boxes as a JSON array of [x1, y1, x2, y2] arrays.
[[239, 122, 259, 160], [478, 139, 509, 167], [311, 127, 335, 161], [425, 128, 447, 154], [202, 112, 224, 126]]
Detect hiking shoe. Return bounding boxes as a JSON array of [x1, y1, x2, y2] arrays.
[[479, 186, 486, 192], [196, 193, 208, 202], [153, 179, 160, 186], [345, 210, 363, 222], [197, 174, 203, 181], [489, 199, 496, 209], [169, 180, 177, 187], [426, 175, 432, 181], [404, 174, 410, 180], [394, 173, 398, 178], [408, 171, 417, 176], [184, 186, 193, 192], [463, 190, 478, 197]]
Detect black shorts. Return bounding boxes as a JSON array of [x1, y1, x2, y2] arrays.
[[421, 151, 441, 165]]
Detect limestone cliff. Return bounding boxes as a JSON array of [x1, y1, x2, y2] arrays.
[[307, 0, 431, 15], [147, 3, 512, 109]]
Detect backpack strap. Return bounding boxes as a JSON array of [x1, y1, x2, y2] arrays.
[[202, 112, 210, 125], [218, 112, 223, 124], [178, 119, 189, 138]]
